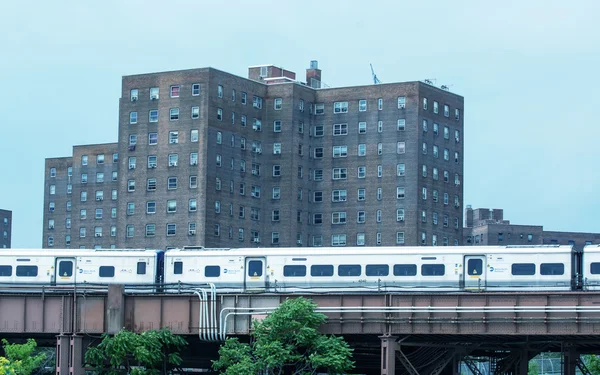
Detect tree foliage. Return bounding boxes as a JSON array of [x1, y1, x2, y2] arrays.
[[1, 339, 47, 375], [213, 297, 355, 375], [84, 328, 187, 375], [584, 355, 600, 375]]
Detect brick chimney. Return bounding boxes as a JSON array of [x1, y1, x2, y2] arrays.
[[306, 60, 322, 89]]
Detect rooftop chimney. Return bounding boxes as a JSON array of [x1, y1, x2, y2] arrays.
[[306, 60, 322, 89]]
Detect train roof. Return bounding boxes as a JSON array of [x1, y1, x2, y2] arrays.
[[0, 249, 161, 257], [167, 245, 573, 257]]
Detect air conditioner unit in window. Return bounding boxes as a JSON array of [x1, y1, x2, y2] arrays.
[[297, 240, 302, 245], [96, 197, 103, 201], [191, 161, 198, 166], [149, 165, 156, 168], [131, 97, 137, 102], [274, 150, 280, 155], [169, 162, 178, 167], [399, 104, 406, 109], [95, 233, 102, 237], [151, 95, 158, 100], [129, 165, 135, 170], [255, 149, 262, 154], [253, 238, 260, 243], [251, 171, 259, 176], [252, 125, 259, 131], [189, 230, 196, 236], [169, 140, 178, 144], [129, 145, 136, 151], [49, 225, 54, 230]]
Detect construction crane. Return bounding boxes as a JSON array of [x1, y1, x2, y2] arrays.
[[370, 63, 382, 84]]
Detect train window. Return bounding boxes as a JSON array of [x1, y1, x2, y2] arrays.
[[137, 262, 147, 275], [248, 261, 263, 277], [338, 264, 361, 277], [591, 263, 600, 274], [283, 265, 306, 277], [99, 266, 115, 278], [58, 261, 73, 277], [511, 263, 535, 275], [540, 263, 564, 275], [421, 264, 445, 276], [467, 259, 483, 276], [394, 264, 417, 276], [0, 265, 12, 277], [16, 266, 38, 277], [366, 265, 389, 276], [205, 266, 220, 277], [311, 265, 334, 277], [174, 262, 183, 275]]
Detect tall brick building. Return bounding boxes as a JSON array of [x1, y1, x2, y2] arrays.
[[0, 209, 11, 248], [42, 61, 464, 249]]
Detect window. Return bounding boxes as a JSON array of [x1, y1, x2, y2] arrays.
[[455, 108, 460, 120], [397, 96, 406, 109], [314, 103, 324, 114], [377, 165, 382, 177], [251, 185, 260, 198], [273, 120, 281, 132], [423, 187, 428, 200], [129, 134, 137, 146], [313, 213, 323, 225], [378, 121, 383, 133], [376, 210, 382, 222], [332, 189, 347, 202], [253, 96, 263, 109], [168, 177, 177, 190], [444, 104, 449, 117], [358, 99, 367, 111], [331, 234, 346, 246], [433, 145, 439, 158], [433, 168, 439, 180], [130, 88, 139, 101], [80, 227, 86, 238], [512, 263, 536, 275], [82, 155, 88, 165], [433, 123, 439, 135], [147, 155, 157, 169], [366, 265, 389, 276], [148, 109, 159, 122], [378, 98, 383, 110], [397, 209, 404, 222], [433, 101, 439, 114], [298, 121, 304, 134], [423, 97, 428, 110], [397, 142, 405, 154], [333, 145, 348, 158], [99, 266, 115, 278], [271, 232, 280, 244], [67, 167, 72, 176], [397, 163, 405, 176], [129, 111, 138, 124], [422, 264, 445, 276], [191, 106, 199, 119], [357, 166, 366, 178], [189, 83, 200, 96], [357, 188, 365, 201], [238, 228, 244, 241], [358, 122, 367, 134], [396, 232, 405, 244], [331, 212, 347, 224], [169, 108, 179, 121], [147, 178, 157, 191], [80, 191, 87, 202], [444, 126, 450, 140], [272, 165, 281, 177], [397, 187, 405, 199], [189, 199, 197, 212], [16, 266, 38, 277], [168, 154, 178, 167], [333, 123, 348, 136], [397, 119, 405, 131], [252, 118, 261, 131], [190, 153, 198, 166], [146, 201, 156, 214], [333, 168, 347, 180], [313, 147, 323, 158], [313, 169, 323, 181], [111, 171, 118, 181], [217, 85, 223, 98], [333, 101, 348, 113], [273, 143, 281, 155], [433, 212, 438, 225], [314, 125, 324, 137], [274, 98, 282, 110], [167, 223, 176, 236], [299, 99, 305, 112], [205, 266, 221, 278], [358, 144, 366, 156], [111, 190, 117, 200], [272, 187, 280, 199], [49, 185, 55, 195], [357, 211, 366, 223]]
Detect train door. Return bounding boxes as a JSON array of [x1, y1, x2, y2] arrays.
[[244, 257, 266, 291], [463, 255, 486, 291], [55, 258, 76, 284]]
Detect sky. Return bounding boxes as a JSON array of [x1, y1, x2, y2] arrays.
[[0, 0, 598, 248]]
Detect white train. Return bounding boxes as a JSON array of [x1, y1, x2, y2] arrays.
[[1, 245, 600, 292]]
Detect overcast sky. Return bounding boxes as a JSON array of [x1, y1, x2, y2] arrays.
[[1, 0, 598, 248]]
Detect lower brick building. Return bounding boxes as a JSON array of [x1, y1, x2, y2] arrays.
[[0, 209, 12, 248], [463, 206, 600, 251]]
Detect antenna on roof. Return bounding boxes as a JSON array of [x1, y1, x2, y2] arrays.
[[423, 78, 437, 85], [370, 64, 382, 84]]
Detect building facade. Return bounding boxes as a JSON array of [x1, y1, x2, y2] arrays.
[[0, 209, 11, 248], [463, 206, 600, 251], [43, 62, 464, 249]]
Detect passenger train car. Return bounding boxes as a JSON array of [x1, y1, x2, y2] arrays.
[[2, 245, 600, 293]]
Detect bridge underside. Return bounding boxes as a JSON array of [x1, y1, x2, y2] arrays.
[[2, 287, 600, 374]]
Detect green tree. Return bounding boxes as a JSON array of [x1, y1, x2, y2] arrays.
[[1, 339, 47, 375], [84, 328, 187, 375], [584, 354, 600, 374], [213, 297, 355, 375]]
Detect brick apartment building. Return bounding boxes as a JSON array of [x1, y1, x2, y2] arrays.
[[42, 61, 464, 249], [463, 206, 600, 251], [0, 209, 11, 248]]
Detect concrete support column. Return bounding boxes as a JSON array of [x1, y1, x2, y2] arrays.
[[69, 335, 85, 375], [107, 284, 125, 334], [55, 335, 70, 375], [380, 335, 398, 375], [563, 347, 579, 375]]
